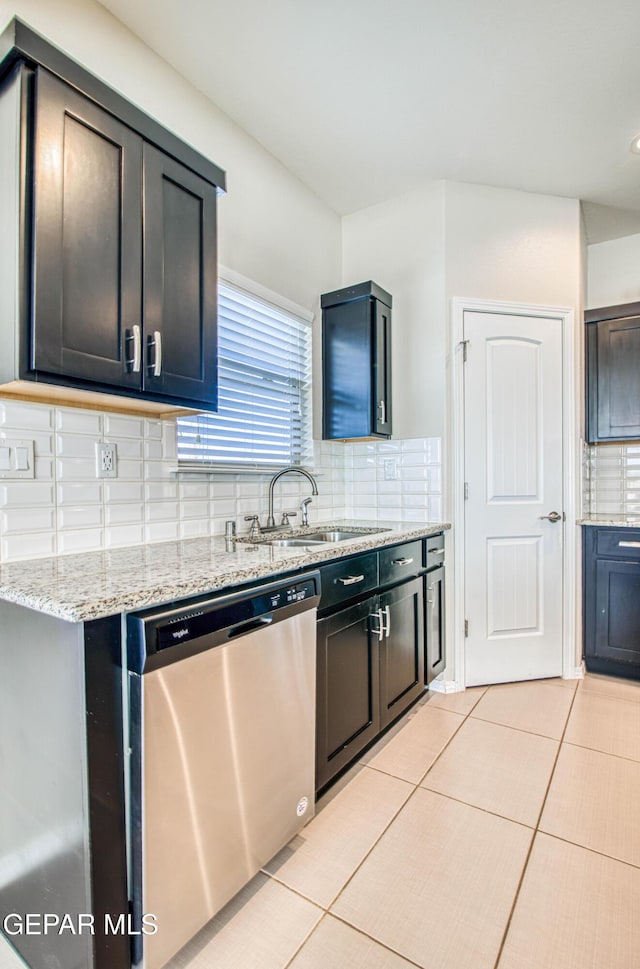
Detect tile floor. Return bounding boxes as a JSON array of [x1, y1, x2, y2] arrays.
[[1, 672, 639, 969]]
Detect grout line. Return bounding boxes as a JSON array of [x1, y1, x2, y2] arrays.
[[535, 829, 640, 872], [577, 687, 640, 708], [326, 912, 427, 969], [490, 673, 581, 969], [469, 711, 568, 743], [280, 911, 327, 969], [562, 738, 640, 765]]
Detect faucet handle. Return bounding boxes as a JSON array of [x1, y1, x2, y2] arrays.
[[243, 515, 262, 540], [281, 511, 297, 527]]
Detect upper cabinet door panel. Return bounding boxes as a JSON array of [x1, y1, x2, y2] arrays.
[[373, 299, 392, 436], [142, 144, 218, 408], [31, 69, 142, 388], [596, 316, 640, 440], [322, 298, 372, 439]]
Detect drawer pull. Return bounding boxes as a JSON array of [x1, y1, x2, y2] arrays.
[[392, 557, 414, 566], [337, 574, 365, 586], [619, 541, 640, 548]]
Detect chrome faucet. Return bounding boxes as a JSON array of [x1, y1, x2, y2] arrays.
[[266, 467, 318, 528]]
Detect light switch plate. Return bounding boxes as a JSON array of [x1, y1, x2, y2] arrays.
[[0, 439, 35, 479]]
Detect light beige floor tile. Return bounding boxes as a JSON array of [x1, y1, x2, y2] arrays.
[[263, 766, 412, 908], [166, 873, 322, 969], [331, 788, 532, 969], [540, 743, 640, 867], [545, 676, 580, 690], [564, 690, 640, 761], [426, 686, 487, 715], [498, 833, 640, 969], [580, 672, 640, 704], [366, 704, 465, 784], [421, 717, 558, 826], [288, 915, 418, 969], [471, 680, 575, 739]]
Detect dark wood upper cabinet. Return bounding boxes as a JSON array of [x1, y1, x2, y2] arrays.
[[586, 302, 640, 442], [0, 19, 225, 414], [321, 281, 392, 439]]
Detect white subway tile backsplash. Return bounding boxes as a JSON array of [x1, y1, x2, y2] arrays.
[[0, 401, 54, 430], [144, 482, 178, 501], [57, 482, 103, 506], [105, 503, 145, 525], [0, 482, 55, 507], [2, 532, 56, 560], [0, 398, 443, 562], [57, 528, 105, 553], [104, 416, 145, 438], [144, 521, 180, 543], [56, 409, 103, 435], [1, 507, 56, 534], [58, 506, 104, 530], [105, 524, 145, 547]]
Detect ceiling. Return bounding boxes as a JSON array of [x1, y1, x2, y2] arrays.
[[98, 0, 640, 242]]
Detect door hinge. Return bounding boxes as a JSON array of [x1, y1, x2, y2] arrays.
[[460, 339, 469, 363], [464, 482, 469, 500], [464, 619, 469, 637]]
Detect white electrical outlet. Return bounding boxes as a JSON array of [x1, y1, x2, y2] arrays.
[[384, 458, 399, 481], [96, 442, 117, 478]]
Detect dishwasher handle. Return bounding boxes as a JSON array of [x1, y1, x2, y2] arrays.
[[227, 615, 274, 639]]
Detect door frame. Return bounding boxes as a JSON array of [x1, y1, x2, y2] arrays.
[[450, 297, 580, 691]]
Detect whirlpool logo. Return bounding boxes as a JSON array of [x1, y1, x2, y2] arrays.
[[171, 627, 190, 640]]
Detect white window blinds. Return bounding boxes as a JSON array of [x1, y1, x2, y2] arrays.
[[177, 281, 313, 470]]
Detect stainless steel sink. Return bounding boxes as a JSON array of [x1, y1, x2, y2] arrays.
[[302, 530, 373, 542], [266, 538, 328, 548]]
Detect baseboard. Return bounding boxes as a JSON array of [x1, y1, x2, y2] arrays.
[[428, 678, 461, 694], [565, 664, 585, 680]]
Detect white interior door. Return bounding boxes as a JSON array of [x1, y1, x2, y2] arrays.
[[463, 310, 564, 686]]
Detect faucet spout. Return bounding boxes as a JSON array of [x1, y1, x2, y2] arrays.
[[267, 467, 319, 528]]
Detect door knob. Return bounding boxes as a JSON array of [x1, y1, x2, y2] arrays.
[[538, 511, 562, 523]]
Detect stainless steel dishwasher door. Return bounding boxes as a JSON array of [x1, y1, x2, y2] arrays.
[[127, 574, 319, 969]]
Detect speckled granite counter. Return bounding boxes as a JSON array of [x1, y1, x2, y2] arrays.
[[0, 520, 450, 622], [578, 519, 640, 527]]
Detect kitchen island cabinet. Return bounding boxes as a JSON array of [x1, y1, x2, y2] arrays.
[[0, 19, 224, 415], [583, 525, 640, 679]]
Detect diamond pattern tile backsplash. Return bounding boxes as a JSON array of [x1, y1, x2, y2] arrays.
[[0, 400, 443, 562], [583, 442, 640, 520]]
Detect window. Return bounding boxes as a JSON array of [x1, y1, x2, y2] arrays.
[[177, 278, 313, 470]]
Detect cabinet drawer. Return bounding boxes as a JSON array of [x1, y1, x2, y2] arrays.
[[379, 541, 422, 587], [425, 532, 445, 570], [595, 529, 640, 559], [319, 553, 378, 611]]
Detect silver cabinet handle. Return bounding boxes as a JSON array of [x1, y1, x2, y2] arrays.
[[126, 324, 141, 373], [370, 608, 384, 642], [382, 604, 391, 638], [619, 541, 640, 548], [538, 511, 562, 523], [378, 400, 387, 425], [148, 330, 162, 377], [392, 557, 414, 566], [338, 574, 365, 586]]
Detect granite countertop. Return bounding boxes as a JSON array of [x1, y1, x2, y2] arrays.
[[0, 519, 450, 623], [578, 519, 640, 527]]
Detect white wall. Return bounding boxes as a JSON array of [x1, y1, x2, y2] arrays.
[[342, 182, 446, 441], [444, 183, 583, 309], [587, 232, 640, 308], [0, 0, 342, 314]]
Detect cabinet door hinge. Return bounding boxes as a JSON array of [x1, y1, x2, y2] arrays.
[[464, 482, 469, 500], [464, 619, 469, 637], [460, 339, 469, 363]]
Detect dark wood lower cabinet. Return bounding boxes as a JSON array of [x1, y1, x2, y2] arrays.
[[316, 576, 425, 793], [425, 565, 445, 683], [379, 579, 424, 728], [583, 527, 640, 680], [316, 597, 380, 792]]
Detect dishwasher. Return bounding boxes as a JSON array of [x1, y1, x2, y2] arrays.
[[125, 571, 320, 969]]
